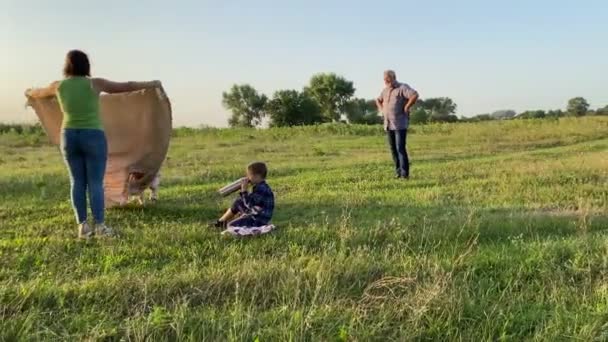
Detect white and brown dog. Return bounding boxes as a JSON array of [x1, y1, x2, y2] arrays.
[[127, 172, 161, 205]]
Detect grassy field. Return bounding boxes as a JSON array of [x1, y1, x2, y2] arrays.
[[1, 117, 607, 341]]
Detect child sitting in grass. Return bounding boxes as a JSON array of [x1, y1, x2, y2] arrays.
[[210, 162, 275, 236]]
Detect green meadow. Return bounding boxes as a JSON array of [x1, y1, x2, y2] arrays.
[[1, 117, 607, 341]]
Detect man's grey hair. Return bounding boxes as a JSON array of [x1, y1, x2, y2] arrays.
[[384, 70, 397, 80]]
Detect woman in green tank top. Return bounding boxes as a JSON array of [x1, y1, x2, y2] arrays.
[[26, 50, 160, 239]]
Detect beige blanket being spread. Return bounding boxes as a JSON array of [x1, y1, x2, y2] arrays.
[[27, 88, 172, 207]]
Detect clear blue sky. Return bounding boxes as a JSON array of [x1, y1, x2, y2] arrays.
[[2, 0, 607, 127]]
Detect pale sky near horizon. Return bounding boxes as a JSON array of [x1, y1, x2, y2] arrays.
[[1, 0, 607, 127]]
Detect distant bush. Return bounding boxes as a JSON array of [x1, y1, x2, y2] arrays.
[[430, 114, 459, 123], [595, 105, 608, 116], [546, 109, 565, 118], [465, 114, 494, 122], [283, 123, 383, 136], [517, 110, 546, 119], [491, 110, 516, 119], [172, 127, 203, 137], [0, 123, 44, 135], [0, 123, 48, 147]]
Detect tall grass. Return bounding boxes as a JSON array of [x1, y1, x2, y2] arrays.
[[1, 117, 607, 340]]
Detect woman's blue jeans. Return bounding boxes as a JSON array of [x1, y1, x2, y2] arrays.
[[61, 129, 107, 224]]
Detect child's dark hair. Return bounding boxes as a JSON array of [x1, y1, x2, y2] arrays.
[[248, 162, 268, 179]]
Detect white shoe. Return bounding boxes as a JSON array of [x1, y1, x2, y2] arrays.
[[78, 222, 93, 239], [95, 223, 116, 237]]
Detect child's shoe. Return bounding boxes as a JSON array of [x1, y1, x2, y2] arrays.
[[208, 220, 227, 229]]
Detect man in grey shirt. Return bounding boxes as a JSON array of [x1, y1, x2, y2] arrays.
[[376, 70, 419, 178]]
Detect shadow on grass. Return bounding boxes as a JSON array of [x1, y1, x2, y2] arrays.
[[112, 191, 608, 251], [2, 172, 606, 250], [271, 200, 608, 248], [110, 192, 221, 226]]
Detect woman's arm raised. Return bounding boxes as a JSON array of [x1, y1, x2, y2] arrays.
[[25, 81, 59, 99]]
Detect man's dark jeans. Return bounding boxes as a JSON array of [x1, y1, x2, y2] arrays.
[[386, 129, 409, 177]]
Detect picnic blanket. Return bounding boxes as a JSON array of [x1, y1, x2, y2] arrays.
[[26, 87, 172, 207], [222, 224, 276, 237]]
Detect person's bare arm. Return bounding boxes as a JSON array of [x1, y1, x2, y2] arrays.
[[376, 90, 384, 112], [405, 92, 419, 113], [376, 98, 383, 112], [402, 85, 419, 114], [91, 78, 161, 94], [25, 81, 59, 99]]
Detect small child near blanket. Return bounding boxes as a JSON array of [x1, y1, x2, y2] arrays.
[[210, 162, 275, 236]]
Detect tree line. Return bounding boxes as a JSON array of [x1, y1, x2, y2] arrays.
[[223, 74, 607, 127], [222, 73, 370, 128], [461, 97, 608, 123]]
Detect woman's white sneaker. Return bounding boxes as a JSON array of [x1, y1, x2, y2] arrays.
[[78, 222, 93, 239], [95, 223, 115, 237]]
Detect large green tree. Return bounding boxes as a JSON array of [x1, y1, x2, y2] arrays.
[[567, 97, 590, 117], [304, 73, 355, 122], [409, 99, 430, 124], [222, 84, 268, 127], [266, 90, 323, 127], [420, 97, 457, 117], [406, 98, 457, 124], [416, 97, 458, 122], [344, 98, 382, 125], [409, 108, 430, 124]]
